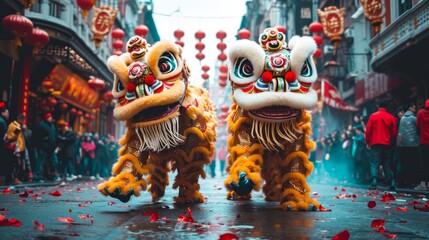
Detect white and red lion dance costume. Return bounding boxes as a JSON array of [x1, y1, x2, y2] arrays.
[[224, 28, 320, 210], [98, 36, 216, 204]]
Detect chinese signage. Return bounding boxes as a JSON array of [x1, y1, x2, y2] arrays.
[[318, 6, 345, 55], [48, 65, 99, 112], [360, 0, 385, 35], [323, 79, 359, 111], [354, 72, 404, 106], [295, 0, 313, 36], [91, 5, 118, 48]]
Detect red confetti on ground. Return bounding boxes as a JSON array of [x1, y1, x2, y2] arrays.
[[378, 226, 386, 232], [0, 214, 22, 227], [332, 229, 350, 240], [69, 233, 80, 236], [383, 233, 397, 238], [79, 214, 91, 219], [108, 201, 117, 206], [41, 191, 45, 194], [335, 194, 356, 199], [34, 220, 45, 231], [395, 207, 408, 211], [334, 187, 338, 190], [413, 203, 429, 212], [32, 194, 39, 198], [19, 191, 29, 198], [50, 190, 62, 197], [77, 188, 82, 192], [90, 217, 94, 224], [380, 193, 395, 202], [19, 199, 26, 203], [219, 232, 239, 240], [319, 205, 332, 212], [0, 208, 8, 211], [371, 219, 385, 229], [55, 217, 74, 223], [341, 188, 346, 192], [115, 221, 121, 225], [143, 211, 159, 222], [177, 207, 197, 223], [2, 188, 11, 194], [367, 201, 376, 208], [68, 209, 72, 213], [27, 189, 33, 193]]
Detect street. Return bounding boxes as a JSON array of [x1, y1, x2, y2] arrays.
[[1, 172, 428, 240]]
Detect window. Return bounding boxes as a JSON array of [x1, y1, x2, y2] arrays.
[[49, 1, 63, 19], [30, 0, 42, 13], [398, 0, 413, 16]]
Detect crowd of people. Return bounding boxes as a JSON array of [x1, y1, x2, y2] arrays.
[[0, 102, 120, 186], [311, 100, 429, 191]]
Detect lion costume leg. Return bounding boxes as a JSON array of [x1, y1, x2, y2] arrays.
[[262, 152, 283, 201], [98, 130, 149, 203], [147, 153, 171, 202]]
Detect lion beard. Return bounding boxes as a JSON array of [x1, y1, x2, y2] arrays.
[[251, 118, 302, 151], [134, 115, 185, 152]]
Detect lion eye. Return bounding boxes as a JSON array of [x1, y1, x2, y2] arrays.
[[158, 52, 177, 74], [300, 59, 312, 77], [234, 57, 254, 78]]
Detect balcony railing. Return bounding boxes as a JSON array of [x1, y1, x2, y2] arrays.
[[369, 0, 429, 69]]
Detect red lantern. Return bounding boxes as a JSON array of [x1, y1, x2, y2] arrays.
[[195, 30, 205, 40], [196, 52, 205, 61], [76, 110, 83, 117], [219, 65, 228, 73], [103, 91, 113, 100], [48, 97, 57, 107], [275, 26, 287, 35], [220, 105, 229, 112], [202, 65, 210, 72], [313, 48, 322, 58], [218, 53, 227, 62], [195, 42, 205, 51], [112, 40, 124, 50], [175, 40, 184, 47], [60, 102, 68, 111], [84, 113, 90, 119], [219, 80, 227, 87], [174, 29, 184, 39], [313, 35, 323, 46], [22, 27, 49, 49], [238, 29, 251, 39], [111, 28, 125, 39], [217, 42, 227, 51], [88, 77, 106, 91], [1, 13, 33, 46], [76, 0, 96, 18], [309, 22, 323, 33], [89, 115, 95, 121], [202, 73, 209, 80], [216, 30, 227, 40], [42, 78, 53, 90], [135, 25, 149, 37], [70, 108, 77, 115], [219, 73, 228, 81]]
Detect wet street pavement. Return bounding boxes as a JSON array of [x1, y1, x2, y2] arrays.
[[1, 174, 429, 240]]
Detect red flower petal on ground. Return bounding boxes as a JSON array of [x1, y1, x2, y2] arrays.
[[108, 201, 117, 206], [143, 211, 159, 222], [341, 188, 346, 192], [69, 233, 80, 236], [319, 205, 332, 212], [414, 204, 429, 212], [34, 220, 45, 231], [19, 199, 26, 203], [77, 188, 82, 192], [55, 217, 74, 223], [0, 216, 22, 227], [371, 219, 385, 229], [378, 226, 386, 232], [19, 191, 29, 198], [335, 194, 346, 199], [2, 187, 11, 194], [368, 201, 376, 208], [219, 232, 239, 240], [380, 193, 395, 202], [68, 209, 72, 213], [334, 187, 338, 190], [383, 233, 397, 238], [27, 190, 33, 193], [50, 190, 62, 197], [0, 208, 8, 211], [32, 194, 39, 198], [177, 207, 197, 223], [79, 214, 91, 219], [395, 207, 408, 211], [332, 229, 350, 240]]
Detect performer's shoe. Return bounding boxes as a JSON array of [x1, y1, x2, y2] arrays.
[[230, 172, 254, 196]]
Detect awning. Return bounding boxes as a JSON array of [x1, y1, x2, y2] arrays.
[[322, 79, 359, 111]]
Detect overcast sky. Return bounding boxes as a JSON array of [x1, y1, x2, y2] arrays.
[[152, 0, 247, 86]]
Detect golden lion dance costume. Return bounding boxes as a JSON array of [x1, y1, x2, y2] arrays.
[[225, 28, 320, 210], [98, 36, 216, 204]]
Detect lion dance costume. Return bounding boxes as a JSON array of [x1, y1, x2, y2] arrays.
[[224, 28, 320, 210], [98, 36, 216, 204]]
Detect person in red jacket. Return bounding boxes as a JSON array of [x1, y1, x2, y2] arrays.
[[365, 101, 398, 190], [416, 99, 429, 190]]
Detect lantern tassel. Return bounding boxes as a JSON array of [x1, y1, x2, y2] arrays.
[[13, 37, 22, 47]]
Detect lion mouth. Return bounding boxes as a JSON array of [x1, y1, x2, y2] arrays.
[[132, 102, 180, 123], [249, 106, 301, 121], [268, 40, 280, 49]]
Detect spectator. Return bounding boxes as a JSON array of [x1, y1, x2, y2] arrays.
[[351, 126, 368, 183], [79, 132, 96, 180], [94, 134, 110, 179], [393, 107, 405, 186], [218, 144, 227, 176], [57, 122, 78, 181], [0, 102, 13, 185], [107, 135, 119, 175], [209, 149, 216, 178], [397, 103, 419, 188], [365, 101, 397, 190], [22, 123, 35, 179], [416, 99, 429, 190], [34, 113, 59, 182]]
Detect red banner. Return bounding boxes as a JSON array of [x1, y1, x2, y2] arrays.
[[323, 80, 359, 111], [354, 72, 404, 106]]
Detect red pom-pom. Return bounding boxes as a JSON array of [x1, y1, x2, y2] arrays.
[[145, 75, 155, 86], [126, 82, 136, 92], [285, 71, 296, 82], [261, 71, 273, 83]]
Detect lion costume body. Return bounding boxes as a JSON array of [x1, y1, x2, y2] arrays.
[[224, 28, 320, 210], [98, 36, 216, 204]]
